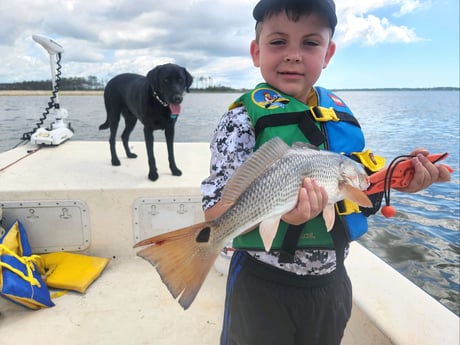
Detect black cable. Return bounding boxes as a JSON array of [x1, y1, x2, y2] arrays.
[[383, 155, 414, 208], [19, 53, 62, 142], [382, 152, 449, 211]]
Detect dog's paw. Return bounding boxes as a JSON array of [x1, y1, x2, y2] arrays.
[[171, 168, 182, 176], [148, 171, 159, 181], [111, 158, 121, 166], [127, 153, 137, 159]]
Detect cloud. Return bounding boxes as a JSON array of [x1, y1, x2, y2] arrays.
[[394, 0, 431, 17], [0, 0, 255, 87], [0, 0, 433, 88], [336, 0, 427, 45], [338, 13, 420, 46]]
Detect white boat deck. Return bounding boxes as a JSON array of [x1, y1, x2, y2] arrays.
[[0, 256, 226, 345], [0, 141, 458, 345]]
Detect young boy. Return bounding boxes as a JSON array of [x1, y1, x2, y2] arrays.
[[201, 1, 451, 344]]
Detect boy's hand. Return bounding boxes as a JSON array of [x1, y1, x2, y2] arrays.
[[396, 148, 452, 193], [282, 178, 328, 225]]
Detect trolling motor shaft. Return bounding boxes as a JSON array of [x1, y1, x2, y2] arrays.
[[29, 34, 74, 146]]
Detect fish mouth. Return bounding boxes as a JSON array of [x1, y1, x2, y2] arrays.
[[361, 175, 371, 190], [348, 174, 371, 191]]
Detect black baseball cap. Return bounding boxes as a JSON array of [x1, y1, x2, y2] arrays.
[[253, 0, 337, 33]]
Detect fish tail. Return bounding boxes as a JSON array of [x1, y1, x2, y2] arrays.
[[134, 222, 220, 310]]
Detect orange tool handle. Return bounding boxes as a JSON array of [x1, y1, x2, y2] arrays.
[[366, 153, 454, 195]]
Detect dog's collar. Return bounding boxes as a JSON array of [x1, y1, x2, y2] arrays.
[[153, 91, 168, 107]]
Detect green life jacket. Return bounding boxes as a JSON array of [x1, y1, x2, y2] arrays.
[[229, 83, 374, 251]]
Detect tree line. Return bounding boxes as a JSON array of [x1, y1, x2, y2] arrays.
[[0, 75, 104, 91], [0, 75, 243, 92], [3, 76, 453, 92]]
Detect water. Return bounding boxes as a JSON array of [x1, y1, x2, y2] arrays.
[[340, 91, 460, 315], [0, 92, 237, 150], [1, 91, 459, 315]]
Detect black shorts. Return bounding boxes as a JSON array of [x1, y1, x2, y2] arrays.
[[220, 250, 352, 345]]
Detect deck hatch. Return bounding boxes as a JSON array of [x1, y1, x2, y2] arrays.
[[133, 196, 204, 243], [0, 200, 90, 253]]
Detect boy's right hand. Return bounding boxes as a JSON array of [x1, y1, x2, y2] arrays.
[[282, 178, 328, 226]]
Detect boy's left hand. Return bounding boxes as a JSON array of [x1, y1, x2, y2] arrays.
[[396, 148, 452, 193], [282, 178, 328, 225]]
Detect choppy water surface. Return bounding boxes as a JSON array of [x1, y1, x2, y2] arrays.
[[0, 90, 459, 314]]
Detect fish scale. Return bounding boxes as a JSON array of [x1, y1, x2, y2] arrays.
[[212, 154, 303, 242], [211, 149, 350, 245]]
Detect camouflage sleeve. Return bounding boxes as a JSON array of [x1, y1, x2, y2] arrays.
[[201, 105, 255, 210]]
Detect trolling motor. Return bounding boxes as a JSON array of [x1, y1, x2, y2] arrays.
[[27, 34, 74, 146]]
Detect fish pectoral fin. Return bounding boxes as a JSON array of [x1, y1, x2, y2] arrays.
[[341, 184, 373, 208], [259, 216, 281, 252], [323, 204, 336, 232]]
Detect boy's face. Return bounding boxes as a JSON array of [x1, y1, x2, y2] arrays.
[[250, 11, 336, 102]]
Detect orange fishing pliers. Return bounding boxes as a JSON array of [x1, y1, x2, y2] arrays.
[[366, 153, 454, 217]]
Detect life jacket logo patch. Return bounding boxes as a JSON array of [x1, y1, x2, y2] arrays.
[[328, 93, 345, 107], [251, 88, 290, 109]]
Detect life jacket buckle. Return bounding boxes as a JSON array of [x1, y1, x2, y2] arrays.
[[336, 199, 361, 216], [352, 150, 386, 173], [310, 106, 340, 122]]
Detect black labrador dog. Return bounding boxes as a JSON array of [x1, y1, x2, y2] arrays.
[[99, 63, 193, 181]]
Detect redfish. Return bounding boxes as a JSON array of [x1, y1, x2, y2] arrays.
[[135, 137, 372, 309]]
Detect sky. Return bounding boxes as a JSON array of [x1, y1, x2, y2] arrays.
[[0, 0, 458, 90]]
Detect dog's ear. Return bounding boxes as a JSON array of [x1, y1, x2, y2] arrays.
[[146, 65, 162, 90], [183, 68, 193, 93]]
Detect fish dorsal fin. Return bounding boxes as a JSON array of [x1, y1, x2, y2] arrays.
[[292, 142, 319, 151], [222, 137, 290, 204]]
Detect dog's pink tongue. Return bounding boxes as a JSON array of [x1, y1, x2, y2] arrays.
[[169, 104, 181, 115]]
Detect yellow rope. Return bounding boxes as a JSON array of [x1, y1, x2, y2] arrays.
[[0, 244, 42, 287]]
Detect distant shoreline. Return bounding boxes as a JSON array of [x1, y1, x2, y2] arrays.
[[0, 87, 458, 96], [0, 90, 104, 96]]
